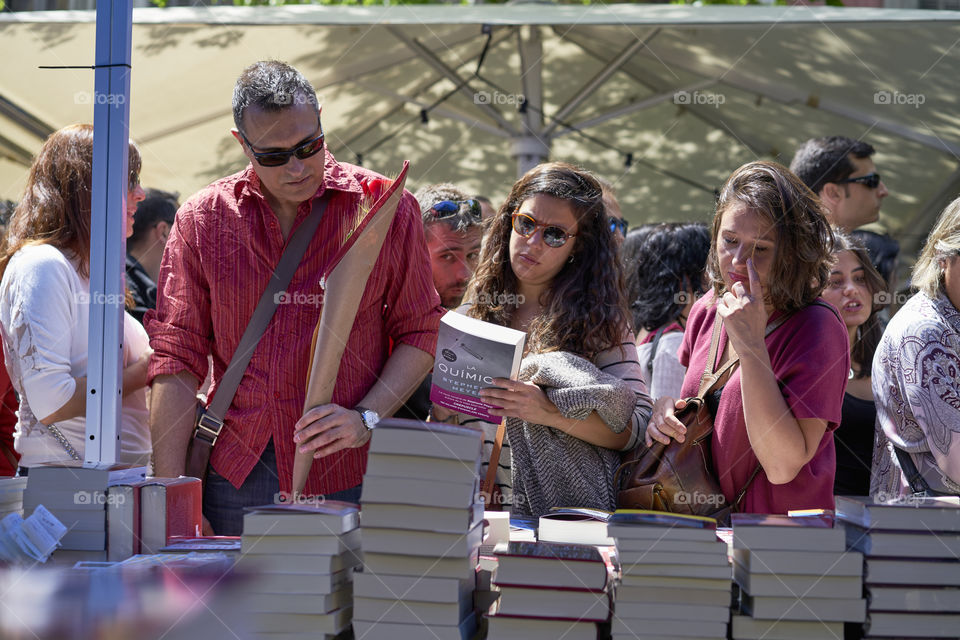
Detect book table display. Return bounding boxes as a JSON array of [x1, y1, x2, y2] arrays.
[[4, 463, 960, 639]]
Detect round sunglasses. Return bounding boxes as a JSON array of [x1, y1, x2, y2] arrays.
[[429, 199, 482, 221], [511, 212, 577, 248], [239, 120, 325, 168]]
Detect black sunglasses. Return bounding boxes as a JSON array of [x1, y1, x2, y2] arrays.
[[429, 199, 482, 221], [239, 120, 325, 167], [511, 212, 576, 249], [836, 173, 881, 189], [608, 217, 628, 236]]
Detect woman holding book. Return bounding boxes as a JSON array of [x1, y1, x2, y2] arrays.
[[872, 197, 960, 497], [820, 233, 888, 496], [0, 124, 152, 469], [646, 161, 849, 514], [458, 162, 653, 516]]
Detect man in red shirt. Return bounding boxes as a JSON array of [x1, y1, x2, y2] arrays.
[[146, 61, 442, 534]]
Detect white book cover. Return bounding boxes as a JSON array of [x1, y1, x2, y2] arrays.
[[430, 311, 525, 422]]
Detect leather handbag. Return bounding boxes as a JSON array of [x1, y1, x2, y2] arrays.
[[184, 193, 331, 484], [615, 312, 792, 518]]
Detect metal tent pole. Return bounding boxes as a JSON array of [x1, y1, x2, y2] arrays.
[[85, 0, 133, 466]]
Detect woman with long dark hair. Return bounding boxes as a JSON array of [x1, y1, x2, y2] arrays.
[[461, 162, 652, 515], [646, 161, 849, 514], [821, 233, 888, 496], [0, 124, 151, 468]]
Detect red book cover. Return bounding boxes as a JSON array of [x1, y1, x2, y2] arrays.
[[140, 477, 202, 553]]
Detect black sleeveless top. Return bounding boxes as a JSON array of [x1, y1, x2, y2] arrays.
[[833, 392, 876, 497]]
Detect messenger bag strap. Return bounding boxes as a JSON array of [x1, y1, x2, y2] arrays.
[[696, 309, 796, 400], [193, 192, 332, 447]]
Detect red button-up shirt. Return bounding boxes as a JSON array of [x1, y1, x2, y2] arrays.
[[145, 152, 442, 495]]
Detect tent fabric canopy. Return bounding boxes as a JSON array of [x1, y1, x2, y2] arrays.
[[1, 4, 959, 256]]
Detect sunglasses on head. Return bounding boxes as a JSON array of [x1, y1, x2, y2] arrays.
[[239, 119, 325, 167], [429, 199, 482, 221], [608, 217, 628, 236], [836, 173, 881, 189], [511, 212, 576, 249]]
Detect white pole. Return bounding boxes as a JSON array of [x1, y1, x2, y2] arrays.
[[85, 0, 133, 466]]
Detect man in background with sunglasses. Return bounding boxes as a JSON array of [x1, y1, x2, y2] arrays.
[[394, 184, 484, 422], [790, 135, 890, 232], [145, 60, 443, 534]]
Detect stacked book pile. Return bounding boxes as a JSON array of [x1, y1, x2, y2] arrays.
[[238, 501, 361, 640], [837, 495, 960, 639], [610, 511, 731, 640], [353, 419, 484, 640], [23, 462, 146, 561], [0, 476, 26, 519], [730, 512, 866, 640], [487, 540, 611, 639]]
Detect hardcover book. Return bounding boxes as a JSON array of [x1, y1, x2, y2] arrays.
[[731, 512, 845, 552], [242, 501, 359, 536], [139, 477, 202, 554], [835, 495, 960, 532], [538, 508, 614, 546], [731, 614, 843, 640], [493, 541, 608, 591], [495, 585, 611, 621], [485, 615, 598, 640], [367, 419, 484, 462], [843, 522, 960, 558], [429, 311, 526, 422]]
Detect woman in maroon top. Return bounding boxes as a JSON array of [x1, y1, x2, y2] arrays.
[[646, 161, 849, 514]]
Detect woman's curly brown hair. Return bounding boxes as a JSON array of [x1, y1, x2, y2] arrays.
[[706, 161, 834, 313], [466, 162, 631, 359], [0, 124, 142, 281]]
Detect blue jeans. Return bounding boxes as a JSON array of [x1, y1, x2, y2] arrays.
[[202, 440, 362, 535]]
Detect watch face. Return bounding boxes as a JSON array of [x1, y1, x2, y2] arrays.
[[362, 410, 380, 429]]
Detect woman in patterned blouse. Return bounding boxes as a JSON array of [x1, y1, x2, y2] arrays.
[[872, 196, 960, 497]]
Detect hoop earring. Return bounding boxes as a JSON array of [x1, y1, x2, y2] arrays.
[[568, 254, 575, 264]]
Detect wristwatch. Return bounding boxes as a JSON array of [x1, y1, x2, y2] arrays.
[[355, 406, 381, 431]]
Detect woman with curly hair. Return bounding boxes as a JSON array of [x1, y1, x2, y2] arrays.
[[631, 222, 710, 400], [820, 233, 888, 496], [458, 162, 653, 515], [0, 124, 151, 468], [647, 161, 849, 514]]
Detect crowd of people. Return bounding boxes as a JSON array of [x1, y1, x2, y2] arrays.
[[0, 59, 957, 532]]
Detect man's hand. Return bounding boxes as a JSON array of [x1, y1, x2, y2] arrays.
[[293, 404, 370, 459]]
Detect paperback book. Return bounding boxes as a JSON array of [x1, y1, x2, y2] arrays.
[[429, 311, 526, 422]]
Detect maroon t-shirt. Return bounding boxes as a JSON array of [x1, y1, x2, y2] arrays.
[[679, 292, 848, 514]]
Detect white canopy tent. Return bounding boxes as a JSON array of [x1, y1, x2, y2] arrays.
[[1, 3, 959, 256]]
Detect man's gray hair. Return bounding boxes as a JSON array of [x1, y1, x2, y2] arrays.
[[233, 60, 319, 132], [414, 183, 482, 234]]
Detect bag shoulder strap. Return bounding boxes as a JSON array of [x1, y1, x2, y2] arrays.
[[893, 445, 932, 494], [206, 192, 332, 422], [645, 326, 667, 378], [696, 309, 796, 399]]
